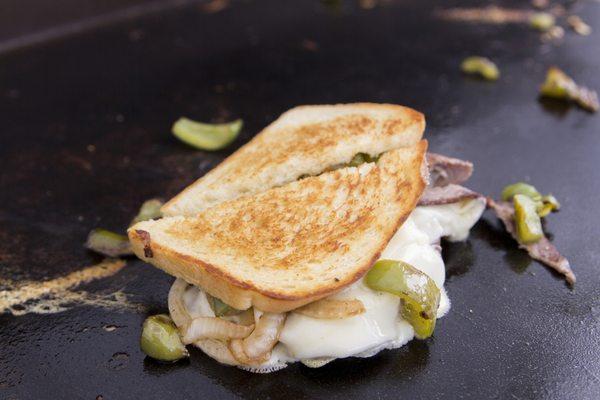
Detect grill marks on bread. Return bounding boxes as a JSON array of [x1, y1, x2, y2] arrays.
[[161, 104, 425, 217], [129, 142, 427, 312]]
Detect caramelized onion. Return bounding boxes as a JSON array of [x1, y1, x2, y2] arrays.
[[229, 313, 286, 363], [168, 278, 191, 328], [182, 317, 254, 343], [198, 338, 240, 366], [168, 279, 241, 365], [295, 298, 365, 319]]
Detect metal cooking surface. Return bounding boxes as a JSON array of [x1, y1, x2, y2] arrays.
[[1, 0, 599, 399]]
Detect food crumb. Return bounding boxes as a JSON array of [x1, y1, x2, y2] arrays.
[[567, 15, 592, 36], [103, 324, 118, 332], [541, 26, 564, 43], [200, 0, 229, 14], [86, 144, 96, 153], [359, 0, 377, 10], [301, 39, 319, 52]]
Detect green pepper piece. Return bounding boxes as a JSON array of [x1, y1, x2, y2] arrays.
[[536, 202, 553, 218], [540, 67, 573, 99], [529, 12, 555, 31], [140, 314, 189, 362], [461, 56, 500, 81], [348, 153, 380, 167], [536, 194, 561, 217], [365, 260, 440, 339], [130, 199, 163, 226], [208, 295, 243, 317], [501, 182, 542, 202], [85, 228, 132, 257], [348, 153, 367, 167], [542, 194, 560, 211], [172, 118, 242, 151], [540, 67, 599, 112], [514, 194, 544, 244]]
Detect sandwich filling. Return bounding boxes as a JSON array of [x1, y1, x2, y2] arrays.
[[171, 197, 485, 372]]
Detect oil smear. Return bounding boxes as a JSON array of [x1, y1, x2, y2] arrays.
[[0, 259, 143, 316], [435, 6, 533, 24]]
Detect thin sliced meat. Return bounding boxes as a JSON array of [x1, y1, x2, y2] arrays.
[[487, 198, 575, 285], [419, 184, 482, 206], [427, 153, 473, 187]]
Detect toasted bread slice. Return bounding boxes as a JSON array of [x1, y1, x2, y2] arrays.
[[161, 103, 425, 217], [129, 141, 428, 313]]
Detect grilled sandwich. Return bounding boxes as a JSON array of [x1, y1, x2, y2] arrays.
[[129, 104, 485, 372]]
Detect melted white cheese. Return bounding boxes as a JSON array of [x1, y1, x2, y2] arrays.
[[181, 198, 485, 368], [277, 198, 485, 362]]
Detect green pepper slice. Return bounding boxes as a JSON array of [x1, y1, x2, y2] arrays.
[[130, 198, 163, 226], [172, 118, 242, 151], [461, 56, 500, 81], [513, 194, 544, 244], [140, 314, 189, 362], [85, 228, 132, 257], [365, 260, 440, 339], [207, 295, 243, 317], [501, 182, 542, 202], [529, 12, 555, 31]]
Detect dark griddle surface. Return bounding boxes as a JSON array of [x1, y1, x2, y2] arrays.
[[1, 1, 599, 399]]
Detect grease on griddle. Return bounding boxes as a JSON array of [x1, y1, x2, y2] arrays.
[[0, 259, 142, 316], [435, 6, 533, 24]]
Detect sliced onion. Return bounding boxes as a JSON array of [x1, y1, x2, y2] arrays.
[[224, 308, 255, 326], [295, 298, 365, 319], [168, 280, 244, 366], [228, 339, 255, 364], [243, 313, 286, 359], [182, 317, 254, 343], [198, 338, 240, 366], [229, 313, 286, 363], [168, 278, 191, 328]]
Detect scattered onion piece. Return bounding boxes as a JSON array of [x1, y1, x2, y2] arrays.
[[295, 298, 365, 319]]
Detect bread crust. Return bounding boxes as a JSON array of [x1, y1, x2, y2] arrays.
[[129, 141, 428, 313]]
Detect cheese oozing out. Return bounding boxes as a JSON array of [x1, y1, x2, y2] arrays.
[[181, 197, 486, 369]]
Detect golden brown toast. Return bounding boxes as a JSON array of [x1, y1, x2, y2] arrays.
[[129, 141, 428, 313], [161, 103, 425, 217]]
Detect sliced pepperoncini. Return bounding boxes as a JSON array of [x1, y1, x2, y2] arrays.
[[529, 12, 555, 31], [140, 314, 189, 362], [172, 118, 242, 151], [513, 194, 544, 244], [501, 182, 542, 202], [461, 56, 500, 81], [130, 198, 163, 226], [207, 295, 243, 317], [540, 67, 599, 112], [365, 260, 440, 339]]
